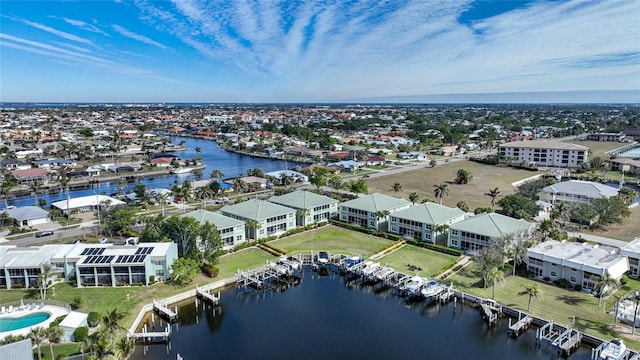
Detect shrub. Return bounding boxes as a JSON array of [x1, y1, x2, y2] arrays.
[[553, 278, 572, 289], [203, 266, 219, 278], [49, 315, 66, 328], [87, 312, 101, 327], [71, 296, 82, 310], [621, 274, 629, 286], [149, 275, 155, 284], [574, 284, 582, 292], [73, 327, 88, 342]]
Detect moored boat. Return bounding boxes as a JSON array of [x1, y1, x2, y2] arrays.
[[599, 339, 627, 360]]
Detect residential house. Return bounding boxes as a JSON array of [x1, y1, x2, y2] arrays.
[[181, 209, 245, 248], [526, 240, 629, 293], [10, 168, 50, 185], [389, 203, 466, 244], [537, 180, 619, 206], [587, 133, 625, 142], [610, 158, 640, 173], [448, 212, 531, 253], [6, 206, 49, 228], [268, 190, 339, 226], [339, 193, 411, 231], [51, 195, 125, 215], [219, 199, 296, 240], [498, 140, 588, 168]]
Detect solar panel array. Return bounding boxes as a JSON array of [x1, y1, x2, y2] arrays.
[[115, 255, 147, 264], [82, 255, 115, 265], [135, 247, 153, 255], [80, 247, 106, 256]]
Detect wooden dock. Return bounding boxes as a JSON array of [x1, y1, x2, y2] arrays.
[[556, 329, 582, 356], [480, 301, 501, 327], [153, 300, 177, 322], [129, 324, 171, 343], [196, 285, 220, 305], [508, 312, 532, 337]]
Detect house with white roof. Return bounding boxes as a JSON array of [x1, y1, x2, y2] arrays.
[[339, 193, 411, 231], [537, 180, 620, 206], [181, 209, 245, 248], [389, 203, 467, 244], [620, 238, 640, 279], [526, 240, 629, 293], [448, 212, 532, 253], [51, 195, 125, 215], [59, 311, 88, 341], [268, 190, 339, 226], [6, 206, 49, 227], [219, 199, 296, 240]]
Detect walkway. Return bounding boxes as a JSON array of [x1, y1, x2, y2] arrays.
[[435, 255, 471, 280], [567, 232, 631, 248]]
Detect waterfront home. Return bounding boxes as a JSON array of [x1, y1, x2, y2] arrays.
[[447, 212, 531, 253], [388, 203, 466, 243], [219, 199, 296, 240], [10, 168, 50, 185], [264, 170, 309, 183], [526, 240, 629, 293], [5, 206, 50, 228], [619, 238, 640, 279], [339, 193, 411, 231], [268, 190, 339, 226], [498, 140, 588, 168], [537, 180, 619, 206], [609, 158, 640, 173], [32, 158, 76, 170], [181, 209, 246, 248], [51, 194, 125, 216], [587, 132, 625, 142]]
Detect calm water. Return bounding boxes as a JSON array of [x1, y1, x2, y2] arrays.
[[0, 312, 50, 332], [620, 147, 640, 158], [131, 270, 591, 360], [6, 136, 300, 208]]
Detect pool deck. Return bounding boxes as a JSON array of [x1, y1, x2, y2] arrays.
[[0, 304, 70, 339]]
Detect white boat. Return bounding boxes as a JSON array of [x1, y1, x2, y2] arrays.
[[317, 251, 330, 264], [420, 281, 442, 298], [599, 339, 627, 360], [374, 266, 395, 281], [361, 262, 381, 277], [171, 167, 194, 174], [402, 276, 427, 295]]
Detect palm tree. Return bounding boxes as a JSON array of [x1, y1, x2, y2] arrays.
[[597, 271, 619, 306], [551, 202, 571, 229], [632, 291, 640, 335], [210, 169, 224, 183], [485, 187, 501, 209], [244, 219, 261, 243], [0, 175, 16, 210], [391, 182, 402, 195], [455, 169, 473, 184], [30, 179, 43, 207], [432, 224, 449, 244], [102, 308, 125, 341], [233, 177, 245, 196], [29, 327, 46, 360], [409, 192, 419, 205], [296, 208, 310, 227], [59, 173, 70, 214], [195, 186, 215, 209], [114, 335, 134, 360], [46, 326, 63, 360], [509, 243, 527, 276], [520, 284, 542, 312], [537, 219, 554, 240], [486, 267, 504, 299], [38, 263, 55, 300], [155, 192, 170, 217], [433, 183, 449, 205]]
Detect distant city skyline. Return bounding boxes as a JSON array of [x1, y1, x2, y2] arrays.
[[1, 0, 639, 103]]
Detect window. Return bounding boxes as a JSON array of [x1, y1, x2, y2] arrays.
[[550, 271, 557, 277], [570, 276, 576, 283]]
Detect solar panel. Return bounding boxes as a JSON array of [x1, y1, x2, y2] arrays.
[[135, 247, 153, 255]]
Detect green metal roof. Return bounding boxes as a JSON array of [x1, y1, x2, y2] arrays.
[[268, 190, 338, 210], [220, 199, 296, 221], [340, 193, 410, 212], [392, 202, 466, 225], [181, 209, 244, 229], [450, 212, 531, 238]]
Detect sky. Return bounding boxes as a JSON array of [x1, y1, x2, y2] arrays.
[[1, 0, 639, 103]]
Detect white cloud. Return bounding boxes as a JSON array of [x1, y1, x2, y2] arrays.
[[20, 19, 94, 45], [111, 24, 169, 50], [62, 18, 109, 36]]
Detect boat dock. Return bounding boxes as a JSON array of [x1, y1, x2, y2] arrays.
[[196, 285, 220, 305], [437, 284, 454, 304], [236, 258, 302, 291], [508, 312, 532, 337], [536, 320, 582, 356], [129, 324, 171, 343], [480, 300, 501, 327], [153, 300, 178, 322]]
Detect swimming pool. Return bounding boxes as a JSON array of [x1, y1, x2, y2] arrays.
[[0, 312, 51, 332]]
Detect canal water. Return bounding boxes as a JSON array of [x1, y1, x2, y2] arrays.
[[6, 136, 299, 208], [131, 270, 591, 360]]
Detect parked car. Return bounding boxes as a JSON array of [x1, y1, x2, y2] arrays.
[[35, 230, 54, 238], [99, 238, 109, 244], [174, 198, 183, 203], [125, 237, 139, 245]]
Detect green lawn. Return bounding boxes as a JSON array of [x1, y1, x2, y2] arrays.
[[272, 225, 392, 256], [377, 245, 459, 277], [216, 247, 277, 279], [565, 140, 625, 159], [449, 263, 640, 351]]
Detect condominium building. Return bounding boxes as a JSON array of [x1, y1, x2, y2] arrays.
[[219, 199, 296, 240], [526, 240, 629, 293], [388, 202, 466, 243], [339, 193, 411, 231], [448, 212, 531, 253], [181, 209, 246, 248], [538, 180, 619, 206], [268, 190, 339, 226], [498, 140, 588, 168]]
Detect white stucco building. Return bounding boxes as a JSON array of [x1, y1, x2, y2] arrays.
[[498, 140, 588, 168]]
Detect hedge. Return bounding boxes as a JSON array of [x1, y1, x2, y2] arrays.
[[404, 239, 464, 256]]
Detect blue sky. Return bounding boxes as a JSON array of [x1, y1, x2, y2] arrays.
[[1, 0, 639, 103]]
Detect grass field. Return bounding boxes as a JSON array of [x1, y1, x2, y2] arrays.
[[272, 225, 392, 256], [581, 206, 640, 241], [565, 140, 626, 159], [366, 160, 538, 210], [377, 245, 459, 277]]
